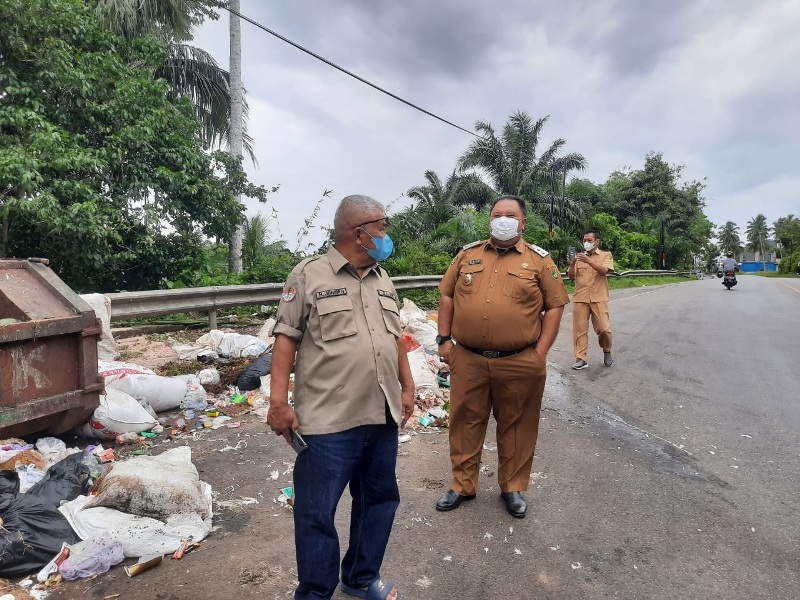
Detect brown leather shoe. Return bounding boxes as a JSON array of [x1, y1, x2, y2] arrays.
[[500, 491, 527, 518], [435, 489, 476, 511]]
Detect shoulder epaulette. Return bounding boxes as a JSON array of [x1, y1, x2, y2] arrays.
[[461, 240, 483, 251], [526, 243, 549, 257], [294, 255, 323, 272]]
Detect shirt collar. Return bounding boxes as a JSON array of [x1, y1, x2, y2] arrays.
[[486, 237, 526, 254], [328, 246, 381, 276]]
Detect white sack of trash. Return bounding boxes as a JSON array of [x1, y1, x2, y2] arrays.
[[58, 447, 212, 558], [77, 388, 158, 440]]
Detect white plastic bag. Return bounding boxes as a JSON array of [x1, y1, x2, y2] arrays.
[[407, 347, 439, 396], [59, 493, 212, 558], [195, 329, 267, 358], [106, 373, 187, 412], [58, 535, 124, 580], [399, 298, 428, 327], [80, 294, 118, 361], [77, 388, 158, 440], [174, 374, 208, 409], [404, 319, 439, 355], [197, 368, 220, 386]]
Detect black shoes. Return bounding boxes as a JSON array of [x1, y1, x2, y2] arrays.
[[500, 491, 527, 518], [435, 489, 476, 511], [604, 352, 613, 367]]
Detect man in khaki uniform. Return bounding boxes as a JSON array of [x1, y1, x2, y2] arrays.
[[566, 229, 614, 370], [435, 196, 569, 518], [267, 195, 414, 600]]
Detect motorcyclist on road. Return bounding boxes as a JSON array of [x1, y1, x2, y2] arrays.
[[721, 251, 738, 273]]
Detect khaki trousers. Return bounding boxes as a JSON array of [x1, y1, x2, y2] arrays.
[[447, 343, 546, 496], [572, 301, 612, 361]]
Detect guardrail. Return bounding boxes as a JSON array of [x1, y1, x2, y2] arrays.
[[107, 270, 693, 328], [107, 275, 442, 329]]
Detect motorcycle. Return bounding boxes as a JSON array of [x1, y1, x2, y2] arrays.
[[722, 270, 737, 290]]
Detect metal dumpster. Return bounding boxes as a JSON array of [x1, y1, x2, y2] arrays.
[[0, 259, 102, 438]]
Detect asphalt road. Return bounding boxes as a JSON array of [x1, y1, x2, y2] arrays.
[[45, 275, 800, 600], [387, 275, 800, 600]]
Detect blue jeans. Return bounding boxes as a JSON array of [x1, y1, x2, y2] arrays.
[[293, 423, 400, 600]]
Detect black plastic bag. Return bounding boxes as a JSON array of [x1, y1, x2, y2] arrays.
[[236, 353, 273, 391], [0, 452, 91, 578]]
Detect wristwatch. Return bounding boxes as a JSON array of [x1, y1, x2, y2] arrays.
[[435, 334, 451, 345]]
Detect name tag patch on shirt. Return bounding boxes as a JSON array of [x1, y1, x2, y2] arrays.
[[377, 290, 397, 301], [315, 288, 348, 300], [468, 259, 483, 265]]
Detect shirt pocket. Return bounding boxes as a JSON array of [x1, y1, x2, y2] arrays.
[[378, 295, 403, 338], [456, 263, 484, 295], [503, 268, 538, 299], [316, 295, 358, 342]]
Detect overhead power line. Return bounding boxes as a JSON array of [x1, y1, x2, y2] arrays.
[[224, 6, 478, 137]]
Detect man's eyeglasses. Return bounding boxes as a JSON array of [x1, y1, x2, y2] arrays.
[[356, 216, 390, 228]]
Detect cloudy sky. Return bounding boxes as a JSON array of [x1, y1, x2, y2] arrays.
[[192, 0, 799, 250]]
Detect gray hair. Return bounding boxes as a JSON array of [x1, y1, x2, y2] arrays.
[[333, 194, 385, 234]]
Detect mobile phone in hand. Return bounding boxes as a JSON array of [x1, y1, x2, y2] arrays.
[[290, 430, 308, 453], [567, 247, 576, 261]]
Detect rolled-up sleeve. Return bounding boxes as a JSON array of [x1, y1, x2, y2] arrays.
[[273, 270, 306, 341]]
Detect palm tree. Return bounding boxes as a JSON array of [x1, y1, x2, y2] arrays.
[[717, 221, 742, 255], [96, 0, 255, 161], [746, 214, 771, 270], [457, 111, 586, 225]]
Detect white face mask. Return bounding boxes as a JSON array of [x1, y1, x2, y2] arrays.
[[583, 240, 596, 252], [490, 216, 520, 241]]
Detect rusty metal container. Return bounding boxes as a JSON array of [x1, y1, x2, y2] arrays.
[[0, 259, 102, 437]]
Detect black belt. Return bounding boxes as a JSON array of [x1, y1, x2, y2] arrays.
[[461, 341, 536, 359]]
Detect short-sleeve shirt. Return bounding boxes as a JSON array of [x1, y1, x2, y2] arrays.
[[439, 238, 570, 351], [273, 247, 403, 435], [572, 248, 614, 303]]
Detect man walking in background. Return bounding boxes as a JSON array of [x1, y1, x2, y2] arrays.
[[567, 229, 614, 370]]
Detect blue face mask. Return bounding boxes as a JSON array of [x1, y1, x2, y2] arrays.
[[360, 231, 394, 261]]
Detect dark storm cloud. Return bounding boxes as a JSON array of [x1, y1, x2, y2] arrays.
[[543, 0, 698, 77], [242, 0, 512, 81]]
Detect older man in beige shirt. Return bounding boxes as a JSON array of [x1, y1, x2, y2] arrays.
[[267, 194, 413, 600]]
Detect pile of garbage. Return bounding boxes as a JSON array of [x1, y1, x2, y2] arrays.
[[0, 297, 451, 594], [0, 438, 211, 591]]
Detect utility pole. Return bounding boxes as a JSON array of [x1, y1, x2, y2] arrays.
[[548, 163, 556, 239], [227, 0, 244, 274]]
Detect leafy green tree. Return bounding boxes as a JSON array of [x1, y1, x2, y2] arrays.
[[0, 0, 270, 291], [95, 0, 256, 160], [586, 213, 658, 270], [773, 214, 800, 258]]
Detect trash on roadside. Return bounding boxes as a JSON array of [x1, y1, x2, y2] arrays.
[[0, 453, 90, 578], [124, 554, 163, 577], [59, 448, 213, 558], [197, 368, 220, 386], [398, 434, 412, 443], [278, 487, 294, 508], [236, 353, 273, 391], [171, 537, 200, 559], [57, 535, 124, 580], [114, 432, 143, 445], [77, 389, 158, 440]]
